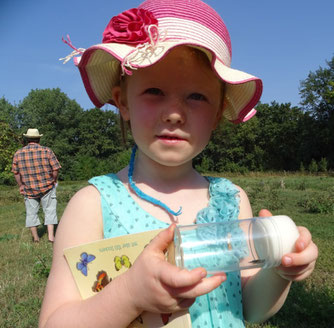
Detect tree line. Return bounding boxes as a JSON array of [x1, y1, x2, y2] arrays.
[[1, 56, 333, 184]]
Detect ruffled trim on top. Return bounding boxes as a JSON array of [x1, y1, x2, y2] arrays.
[[196, 177, 240, 224]]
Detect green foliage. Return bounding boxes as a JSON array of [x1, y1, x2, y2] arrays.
[[318, 157, 328, 172], [70, 155, 112, 180], [299, 162, 305, 173], [0, 96, 23, 129], [195, 156, 213, 173], [300, 56, 334, 120], [0, 121, 21, 185], [296, 180, 306, 191], [108, 148, 132, 173], [255, 102, 307, 171], [18, 88, 84, 177], [299, 55, 334, 168], [299, 194, 334, 214], [1, 55, 334, 185], [77, 108, 123, 158], [198, 116, 263, 172], [308, 159, 318, 174], [32, 255, 51, 279], [0, 233, 19, 242], [0, 186, 22, 205], [1, 89, 129, 182]]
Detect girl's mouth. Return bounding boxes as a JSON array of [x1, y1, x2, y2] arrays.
[[157, 135, 186, 143], [160, 136, 181, 140]]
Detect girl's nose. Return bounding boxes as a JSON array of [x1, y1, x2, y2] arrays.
[[162, 100, 186, 124]]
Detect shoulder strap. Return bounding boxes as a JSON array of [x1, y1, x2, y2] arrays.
[[197, 176, 240, 224], [89, 174, 133, 236], [89, 174, 168, 237]]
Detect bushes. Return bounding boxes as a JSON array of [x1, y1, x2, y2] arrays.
[[318, 158, 328, 172], [62, 149, 132, 181], [1, 88, 334, 185], [308, 159, 318, 174], [299, 194, 334, 214], [300, 158, 329, 175], [0, 121, 21, 186]]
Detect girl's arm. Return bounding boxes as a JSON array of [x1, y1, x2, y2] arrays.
[[39, 186, 140, 327], [236, 187, 318, 324], [39, 186, 225, 328]]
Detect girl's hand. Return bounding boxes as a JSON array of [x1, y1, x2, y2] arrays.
[[276, 225, 318, 281], [122, 225, 226, 314], [259, 209, 318, 282]]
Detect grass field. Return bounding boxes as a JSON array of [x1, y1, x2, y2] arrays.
[[0, 174, 333, 328]]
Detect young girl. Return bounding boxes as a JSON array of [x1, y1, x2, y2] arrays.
[[40, 1, 318, 327]]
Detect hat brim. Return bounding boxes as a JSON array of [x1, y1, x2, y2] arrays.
[[77, 41, 262, 123], [23, 134, 43, 138]]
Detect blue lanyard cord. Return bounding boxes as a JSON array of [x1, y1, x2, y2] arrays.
[[128, 145, 182, 216]]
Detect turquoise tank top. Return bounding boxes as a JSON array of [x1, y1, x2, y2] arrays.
[[89, 173, 245, 328]]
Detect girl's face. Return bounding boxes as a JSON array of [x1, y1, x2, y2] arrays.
[[113, 46, 223, 168]]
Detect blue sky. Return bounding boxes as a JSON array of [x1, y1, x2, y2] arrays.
[[0, 0, 333, 111]]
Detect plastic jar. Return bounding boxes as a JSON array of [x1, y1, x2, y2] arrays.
[[170, 215, 299, 274]]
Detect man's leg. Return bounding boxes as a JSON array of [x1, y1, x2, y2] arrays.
[[25, 197, 41, 242], [41, 188, 58, 242], [30, 226, 39, 242], [47, 224, 55, 242]]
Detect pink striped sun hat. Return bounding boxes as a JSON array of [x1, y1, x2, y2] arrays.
[[66, 0, 262, 123]]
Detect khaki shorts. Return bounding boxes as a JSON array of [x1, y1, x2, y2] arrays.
[[25, 187, 58, 227]]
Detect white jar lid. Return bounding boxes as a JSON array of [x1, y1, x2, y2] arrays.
[[252, 215, 299, 267]]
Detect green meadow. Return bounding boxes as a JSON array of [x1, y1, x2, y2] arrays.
[[0, 174, 333, 328]]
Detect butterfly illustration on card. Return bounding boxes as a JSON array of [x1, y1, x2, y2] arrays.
[[76, 252, 96, 276], [92, 270, 111, 292], [161, 313, 172, 325], [128, 315, 144, 328], [114, 255, 132, 271]]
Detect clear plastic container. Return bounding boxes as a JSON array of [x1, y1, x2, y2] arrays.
[[170, 215, 299, 274]]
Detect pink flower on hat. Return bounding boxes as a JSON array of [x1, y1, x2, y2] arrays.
[[102, 8, 158, 45]]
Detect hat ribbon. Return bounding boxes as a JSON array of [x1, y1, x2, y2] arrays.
[[121, 24, 167, 75], [59, 35, 86, 64]]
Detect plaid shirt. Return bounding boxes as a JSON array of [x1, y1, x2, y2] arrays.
[[12, 143, 61, 198]]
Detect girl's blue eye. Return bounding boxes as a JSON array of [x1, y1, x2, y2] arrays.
[[189, 93, 207, 101], [144, 88, 164, 96]]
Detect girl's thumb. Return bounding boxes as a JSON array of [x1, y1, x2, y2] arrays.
[[149, 224, 176, 252]]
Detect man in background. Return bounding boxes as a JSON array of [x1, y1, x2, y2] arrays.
[[12, 128, 61, 243]]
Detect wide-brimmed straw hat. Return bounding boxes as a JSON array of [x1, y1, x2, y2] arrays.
[[23, 128, 43, 138], [65, 0, 262, 123]]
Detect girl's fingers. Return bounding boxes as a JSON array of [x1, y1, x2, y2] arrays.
[[276, 264, 310, 276], [282, 240, 318, 267], [294, 226, 312, 252], [276, 265, 315, 282], [174, 274, 226, 298], [277, 229, 318, 282], [159, 260, 208, 287], [176, 298, 196, 309], [162, 272, 226, 299]]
